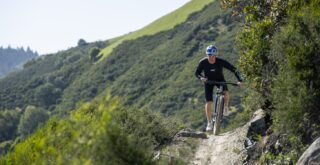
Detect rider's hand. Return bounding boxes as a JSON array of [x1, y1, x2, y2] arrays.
[[200, 77, 208, 83], [237, 81, 243, 87]]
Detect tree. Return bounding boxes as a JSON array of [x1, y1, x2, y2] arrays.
[[0, 109, 21, 142], [77, 39, 88, 46], [34, 83, 61, 108], [89, 47, 100, 61], [17, 106, 49, 136]]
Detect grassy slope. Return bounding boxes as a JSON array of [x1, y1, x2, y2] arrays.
[[99, 0, 213, 59]]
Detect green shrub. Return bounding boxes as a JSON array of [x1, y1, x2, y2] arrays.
[[223, 0, 320, 163], [17, 106, 49, 136], [0, 140, 13, 156], [1, 94, 181, 165], [0, 109, 21, 142], [89, 47, 100, 61]]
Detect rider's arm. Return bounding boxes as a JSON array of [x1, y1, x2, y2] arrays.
[[220, 59, 243, 82], [195, 61, 204, 80]]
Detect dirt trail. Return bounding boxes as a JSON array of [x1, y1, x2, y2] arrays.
[[191, 109, 266, 165], [191, 123, 249, 165]]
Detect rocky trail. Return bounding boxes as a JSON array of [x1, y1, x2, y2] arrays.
[[162, 109, 319, 164], [191, 123, 249, 165], [190, 109, 266, 165]]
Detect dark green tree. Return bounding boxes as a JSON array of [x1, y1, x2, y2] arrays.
[[89, 47, 100, 61], [0, 109, 21, 142], [34, 83, 61, 108], [77, 38, 88, 46]]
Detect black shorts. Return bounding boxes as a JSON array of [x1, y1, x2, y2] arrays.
[[204, 84, 228, 102]]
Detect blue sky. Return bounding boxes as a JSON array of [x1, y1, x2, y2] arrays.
[[0, 0, 190, 55]]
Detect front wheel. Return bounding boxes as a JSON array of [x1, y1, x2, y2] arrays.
[[213, 96, 224, 135]]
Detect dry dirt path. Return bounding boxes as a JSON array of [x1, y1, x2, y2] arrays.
[[191, 109, 266, 165], [191, 123, 249, 165]]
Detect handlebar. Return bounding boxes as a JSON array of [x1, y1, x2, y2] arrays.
[[205, 80, 239, 86]]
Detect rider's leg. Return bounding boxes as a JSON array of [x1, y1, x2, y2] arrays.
[[205, 101, 213, 123], [224, 91, 229, 107], [204, 84, 214, 131], [224, 91, 230, 109]]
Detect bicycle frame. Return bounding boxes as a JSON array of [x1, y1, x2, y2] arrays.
[[206, 81, 238, 135]]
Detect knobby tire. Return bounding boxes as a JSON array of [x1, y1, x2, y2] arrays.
[[213, 96, 224, 135]]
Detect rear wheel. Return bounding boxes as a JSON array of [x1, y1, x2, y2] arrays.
[[213, 96, 224, 135]]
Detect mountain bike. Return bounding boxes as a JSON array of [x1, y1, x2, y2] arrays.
[[206, 81, 239, 135]]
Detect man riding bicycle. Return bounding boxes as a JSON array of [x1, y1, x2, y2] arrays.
[[195, 45, 242, 132]]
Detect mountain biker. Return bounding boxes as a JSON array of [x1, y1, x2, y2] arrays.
[[195, 45, 242, 131]]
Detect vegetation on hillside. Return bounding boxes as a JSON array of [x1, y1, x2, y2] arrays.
[[0, 46, 38, 78], [55, 1, 244, 129], [0, 0, 243, 130], [0, 41, 107, 111], [0, 109, 21, 142], [1, 0, 318, 163], [0, 94, 182, 165], [0, 0, 247, 163], [0, 41, 108, 149], [222, 0, 320, 163]]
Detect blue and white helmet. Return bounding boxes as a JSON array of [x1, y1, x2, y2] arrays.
[[206, 45, 217, 55]]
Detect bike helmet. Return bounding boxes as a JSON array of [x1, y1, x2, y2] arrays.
[[206, 45, 217, 55]]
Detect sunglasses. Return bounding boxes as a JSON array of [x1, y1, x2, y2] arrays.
[[207, 54, 216, 56]]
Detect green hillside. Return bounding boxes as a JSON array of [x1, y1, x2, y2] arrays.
[[0, 0, 241, 123], [0, 0, 245, 163], [55, 1, 242, 127], [0, 41, 107, 111], [99, 0, 213, 59], [1, 0, 319, 164]]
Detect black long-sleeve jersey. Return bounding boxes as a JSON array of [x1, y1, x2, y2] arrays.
[[195, 57, 242, 82]]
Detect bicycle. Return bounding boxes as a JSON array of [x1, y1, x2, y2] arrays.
[[206, 81, 239, 135]]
